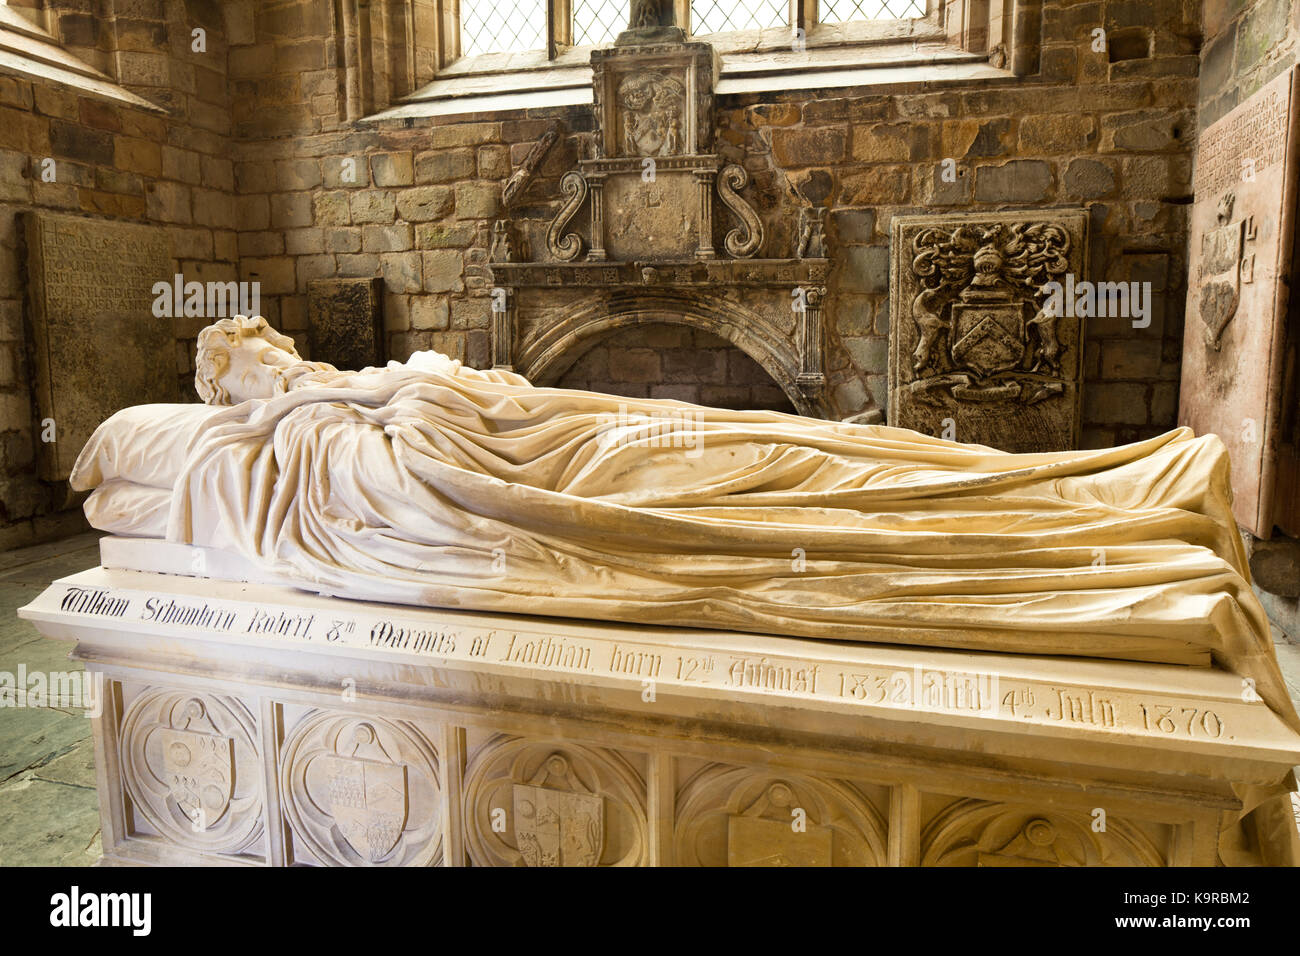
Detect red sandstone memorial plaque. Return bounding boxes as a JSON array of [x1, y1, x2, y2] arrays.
[[1180, 67, 1300, 537]]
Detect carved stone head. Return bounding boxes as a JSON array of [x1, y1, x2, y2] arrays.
[[195, 315, 302, 405]]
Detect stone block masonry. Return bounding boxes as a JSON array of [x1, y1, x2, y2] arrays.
[[0, 2, 237, 550]]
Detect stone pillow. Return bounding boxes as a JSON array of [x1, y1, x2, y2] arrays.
[[82, 479, 172, 537], [70, 403, 223, 491]]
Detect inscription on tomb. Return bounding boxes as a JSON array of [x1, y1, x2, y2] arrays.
[[41, 581, 1267, 750], [1180, 66, 1300, 536], [24, 212, 178, 480]]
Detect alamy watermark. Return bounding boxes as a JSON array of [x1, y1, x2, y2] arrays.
[[596, 403, 705, 458], [151, 274, 260, 319], [0, 664, 103, 717], [1040, 273, 1153, 329], [50, 886, 150, 936]]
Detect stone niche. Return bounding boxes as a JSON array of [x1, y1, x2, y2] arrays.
[[888, 210, 1089, 453], [488, 31, 871, 421]]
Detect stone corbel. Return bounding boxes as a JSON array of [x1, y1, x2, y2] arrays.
[[797, 286, 827, 390], [503, 123, 562, 210], [717, 164, 763, 259], [546, 171, 589, 262]]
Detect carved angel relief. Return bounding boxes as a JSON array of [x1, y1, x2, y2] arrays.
[[906, 221, 1073, 406]]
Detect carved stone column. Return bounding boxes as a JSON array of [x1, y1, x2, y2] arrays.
[[587, 172, 607, 262], [694, 168, 716, 260], [490, 286, 514, 370], [797, 286, 826, 389]]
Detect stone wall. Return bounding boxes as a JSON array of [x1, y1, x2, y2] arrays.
[[1199, 0, 1300, 131], [553, 324, 796, 411], [220, 0, 1199, 449], [0, 1, 236, 548]]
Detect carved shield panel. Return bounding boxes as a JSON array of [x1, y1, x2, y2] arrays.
[[1197, 216, 1245, 350], [512, 784, 604, 867], [159, 726, 234, 829], [322, 754, 409, 863], [727, 816, 833, 867], [950, 303, 1025, 378], [1180, 66, 1300, 536]]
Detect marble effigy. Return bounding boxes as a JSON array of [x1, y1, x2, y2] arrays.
[[19, 314, 1300, 865]]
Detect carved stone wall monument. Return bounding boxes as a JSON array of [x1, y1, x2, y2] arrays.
[[889, 210, 1089, 452], [487, 5, 876, 421], [23, 211, 178, 480], [1180, 66, 1300, 537], [307, 277, 384, 371]]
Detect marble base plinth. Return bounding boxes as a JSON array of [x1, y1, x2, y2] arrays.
[[18, 540, 1300, 867]]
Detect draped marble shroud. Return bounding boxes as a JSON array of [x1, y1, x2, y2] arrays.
[[139, 353, 1299, 741]]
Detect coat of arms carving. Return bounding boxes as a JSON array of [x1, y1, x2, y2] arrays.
[[726, 782, 832, 867], [889, 211, 1089, 452], [1196, 193, 1256, 350], [618, 72, 684, 157], [321, 723, 409, 863], [511, 754, 604, 867], [907, 221, 1071, 402], [159, 698, 235, 830]]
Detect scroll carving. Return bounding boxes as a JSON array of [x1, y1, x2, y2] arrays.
[[546, 171, 588, 262], [717, 164, 763, 259]]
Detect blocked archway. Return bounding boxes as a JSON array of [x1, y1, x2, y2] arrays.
[[552, 323, 796, 413], [513, 292, 828, 417]]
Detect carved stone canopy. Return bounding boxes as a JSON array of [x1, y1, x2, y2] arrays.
[[489, 32, 845, 417]]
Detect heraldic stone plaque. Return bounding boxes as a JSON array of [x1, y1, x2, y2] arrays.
[[1179, 66, 1300, 537], [23, 211, 178, 481], [888, 210, 1089, 453]]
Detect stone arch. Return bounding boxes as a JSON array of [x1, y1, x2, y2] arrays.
[[515, 291, 829, 418]]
